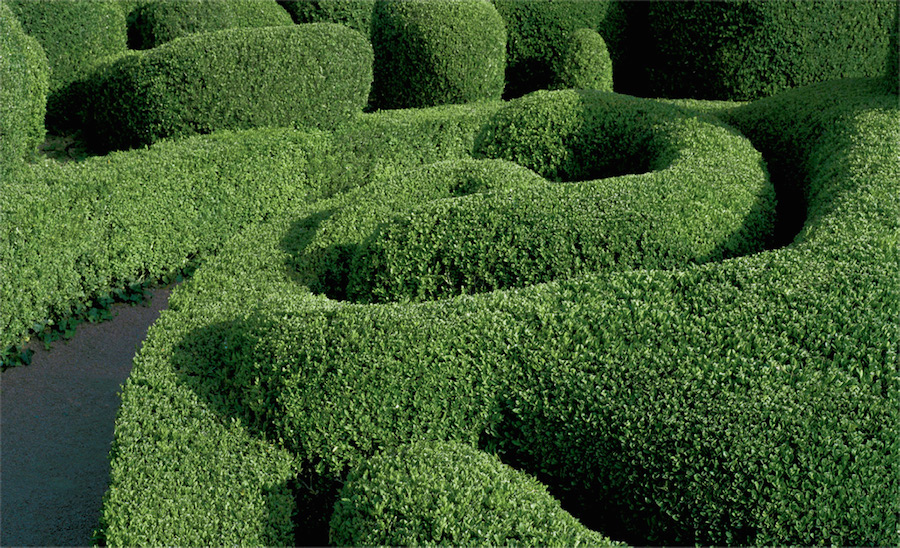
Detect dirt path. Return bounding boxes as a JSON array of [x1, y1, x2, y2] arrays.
[[1, 287, 173, 547]]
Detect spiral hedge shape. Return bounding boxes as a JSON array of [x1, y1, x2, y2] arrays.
[[89, 79, 899, 546]]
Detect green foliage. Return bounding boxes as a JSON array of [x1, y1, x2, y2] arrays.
[[0, 127, 332, 361], [82, 24, 372, 152], [491, 0, 624, 97], [642, 0, 898, 100], [100, 79, 899, 546], [0, 2, 48, 179], [128, 0, 293, 49], [886, 0, 899, 95], [278, 0, 374, 36], [369, 0, 506, 110], [331, 441, 623, 546], [553, 28, 613, 91]]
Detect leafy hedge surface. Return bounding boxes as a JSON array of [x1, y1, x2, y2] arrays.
[[369, 0, 506, 110], [0, 1, 48, 179], [641, 0, 897, 100], [128, 0, 292, 49], [344, 90, 774, 303], [278, 0, 374, 37], [0, 128, 332, 359], [100, 79, 898, 546], [552, 28, 613, 91], [491, 0, 625, 97], [887, 1, 899, 95], [330, 441, 623, 546], [82, 24, 372, 152]]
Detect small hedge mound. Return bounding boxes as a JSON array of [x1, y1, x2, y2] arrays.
[[331, 441, 622, 546], [82, 23, 372, 152], [492, 0, 625, 97], [369, 0, 506, 110], [0, 2, 48, 178], [128, 0, 293, 50], [278, 0, 374, 37], [642, 0, 897, 100], [552, 28, 613, 91]]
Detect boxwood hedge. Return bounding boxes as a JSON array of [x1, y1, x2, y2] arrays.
[[277, 0, 374, 37], [641, 0, 897, 100], [128, 0, 293, 49], [552, 27, 613, 91], [0, 1, 48, 179], [98, 78, 898, 546], [369, 0, 506, 110], [330, 441, 623, 546], [82, 23, 372, 152]]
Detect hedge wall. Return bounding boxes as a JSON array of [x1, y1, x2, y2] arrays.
[[82, 23, 372, 152], [492, 0, 625, 97], [99, 78, 898, 546], [641, 0, 898, 100], [331, 441, 623, 546], [0, 2, 48, 179], [128, 0, 293, 50], [277, 0, 374, 37], [369, 0, 506, 110]]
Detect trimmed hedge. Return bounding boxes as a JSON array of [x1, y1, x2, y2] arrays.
[[492, 0, 625, 97], [278, 0, 374, 37], [552, 28, 613, 91], [82, 23, 372, 152], [369, 0, 506, 110], [641, 0, 898, 100], [0, 2, 48, 178], [887, 0, 899, 95], [128, 0, 293, 50], [100, 79, 899, 546], [344, 90, 775, 303], [0, 128, 332, 361], [330, 441, 623, 546]]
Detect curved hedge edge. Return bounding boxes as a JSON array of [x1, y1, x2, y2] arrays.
[[128, 0, 293, 50], [331, 441, 624, 546], [277, 0, 375, 37], [0, 2, 49, 178], [0, 127, 333, 367], [82, 24, 372, 152], [551, 27, 614, 91]]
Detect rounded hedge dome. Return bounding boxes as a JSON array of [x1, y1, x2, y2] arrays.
[[369, 0, 506, 109]]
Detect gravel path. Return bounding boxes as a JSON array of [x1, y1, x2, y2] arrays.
[[1, 288, 173, 547]]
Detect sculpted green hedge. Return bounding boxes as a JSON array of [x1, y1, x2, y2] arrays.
[[128, 0, 292, 49], [331, 441, 623, 546], [82, 24, 372, 152], [0, 2, 48, 179], [369, 0, 506, 109], [98, 79, 898, 546], [641, 0, 897, 100], [278, 0, 374, 36]]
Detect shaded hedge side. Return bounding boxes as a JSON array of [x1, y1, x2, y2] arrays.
[[642, 0, 897, 100], [83, 24, 372, 152], [128, 0, 293, 49], [278, 0, 374, 36]]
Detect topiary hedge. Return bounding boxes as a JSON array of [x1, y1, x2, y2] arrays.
[[369, 0, 506, 110], [277, 0, 374, 37], [82, 23, 372, 152], [492, 0, 625, 97], [552, 27, 613, 91], [0, 1, 48, 179], [331, 441, 623, 546], [128, 0, 293, 50], [342, 90, 774, 303], [886, 0, 899, 95], [99, 78, 898, 546], [641, 0, 898, 100]]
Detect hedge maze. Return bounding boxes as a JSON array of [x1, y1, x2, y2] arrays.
[[1, 0, 898, 546]]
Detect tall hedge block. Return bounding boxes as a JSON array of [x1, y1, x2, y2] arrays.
[[643, 0, 897, 100], [0, 2, 48, 177], [128, 0, 293, 49], [278, 0, 374, 36], [492, 0, 624, 97], [82, 24, 373, 152], [370, 0, 506, 110]]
